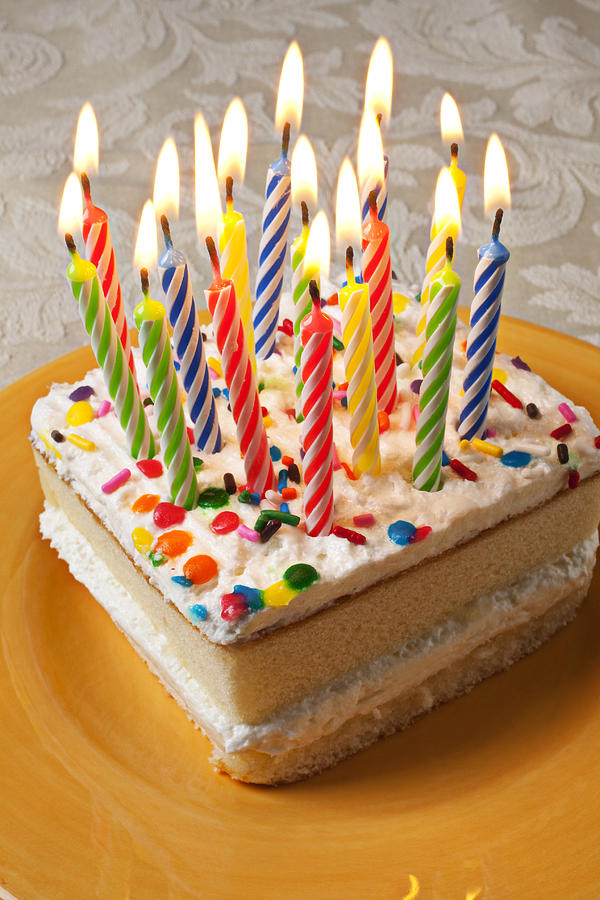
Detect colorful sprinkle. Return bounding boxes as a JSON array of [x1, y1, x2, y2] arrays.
[[450, 459, 478, 481], [198, 487, 230, 509], [189, 603, 208, 622], [69, 385, 95, 402], [280, 502, 290, 514], [263, 579, 296, 608], [259, 519, 282, 542], [153, 502, 186, 529], [283, 563, 319, 591], [66, 400, 94, 426], [341, 462, 358, 481], [233, 585, 264, 610], [558, 403, 577, 424], [255, 510, 300, 529], [210, 510, 240, 534], [238, 490, 252, 504], [557, 443, 569, 464], [270, 445, 282, 462], [67, 434, 96, 451], [96, 400, 112, 418], [278, 317, 294, 336], [101, 468, 131, 494], [332, 443, 342, 471], [387, 520, 417, 546], [278, 469, 288, 492], [332, 336, 344, 352], [223, 472, 237, 495], [500, 450, 532, 468], [221, 594, 248, 621], [237, 523, 260, 542], [550, 423, 572, 441], [132, 527, 153, 554], [212, 387, 221, 398], [441, 450, 450, 466], [282, 454, 294, 467], [208, 356, 223, 377], [377, 410, 390, 434], [281, 487, 297, 500], [410, 525, 432, 543], [511, 356, 531, 372], [569, 470, 580, 489], [136, 459, 163, 478], [471, 438, 503, 458], [172, 575, 193, 588], [492, 368, 508, 385], [353, 513, 375, 528], [410, 379, 422, 395], [183, 554, 218, 585], [50, 429, 65, 443], [526, 403, 540, 419], [595, 436, 600, 449], [154, 530, 193, 558], [287, 462, 301, 483], [491, 380, 522, 409], [332, 525, 366, 545], [148, 550, 167, 567], [132, 493, 160, 513], [192, 457, 204, 473]]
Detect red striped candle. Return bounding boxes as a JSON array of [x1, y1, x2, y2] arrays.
[[204, 238, 275, 497]]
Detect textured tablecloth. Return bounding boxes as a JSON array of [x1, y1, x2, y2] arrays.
[[1, 0, 599, 389]]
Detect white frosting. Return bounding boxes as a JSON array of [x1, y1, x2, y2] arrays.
[[39, 502, 598, 755], [30, 295, 600, 645]]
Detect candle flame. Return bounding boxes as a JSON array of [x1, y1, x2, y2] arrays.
[[73, 102, 99, 175], [194, 113, 222, 241], [335, 158, 361, 250], [440, 93, 463, 142], [275, 41, 304, 132], [357, 111, 384, 191], [134, 199, 158, 270], [153, 137, 179, 221], [364, 37, 393, 124], [433, 167, 461, 234], [304, 209, 330, 281], [58, 172, 83, 237], [217, 98, 248, 184], [484, 134, 511, 215], [291, 134, 318, 208]]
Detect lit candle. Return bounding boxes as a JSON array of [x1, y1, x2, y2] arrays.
[[413, 168, 461, 367], [459, 135, 511, 441], [301, 281, 334, 536], [290, 135, 318, 420], [74, 103, 134, 376], [254, 42, 303, 359], [217, 99, 255, 370], [336, 159, 380, 476], [362, 37, 393, 224], [413, 237, 461, 492], [440, 93, 467, 210], [58, 175, 154, 460], [205, 238, 275, 497], [357, 111, 385, 231]]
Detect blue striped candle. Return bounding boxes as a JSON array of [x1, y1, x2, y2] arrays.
[[158, 216, 222, 453], [253, 123, 292, 359], [361, 153, 388, 226], [459, 209, 510, 441]]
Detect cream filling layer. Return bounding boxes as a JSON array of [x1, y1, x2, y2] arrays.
[[40, 503, 597, 756]]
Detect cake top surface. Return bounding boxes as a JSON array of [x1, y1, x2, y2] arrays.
[[30, 294, 600, 645]]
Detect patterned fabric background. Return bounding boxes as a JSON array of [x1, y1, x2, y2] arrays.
[[1, 0, 599, 388]]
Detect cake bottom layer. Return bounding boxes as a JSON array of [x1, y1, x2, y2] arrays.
[[39, 501, 597, 784]]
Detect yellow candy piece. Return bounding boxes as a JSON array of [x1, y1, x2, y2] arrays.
[[472, 437, 503, 458], [459, 439, 471, 452], [67, 433, 96, 451], [132, 527, 153, 554], [262, 416, 274, 428], [66, 400, 94, 426], [208, 356, 223, 377], [393, 292, 410, 314], [492, 367, 507, 385], [263, 579, 296, 608], [39, 431, 62, 460]]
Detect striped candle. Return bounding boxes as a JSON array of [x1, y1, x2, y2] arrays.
[[360, 154, 388, 228], [413, 238, 461, 492], [291, 201, 311, 420], [80, 173, 135, 376], [301, 282, 334, 536], [253, 123, 292, 359], [459, 210, 510, 440], [134, 271, 198, 510], [64, 235, 154, 460], [205, 238, 275, 497], [339, 248, 380, 477], [158, 216, 222, 454], [219, 176, 255, 371], [361, 191, 397, 415]]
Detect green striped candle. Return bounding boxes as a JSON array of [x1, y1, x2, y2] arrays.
[[291, 201, 312, 421], [134, 269, 198, 509], [64, 235, 155, 460], [412, 237, 461, 492]]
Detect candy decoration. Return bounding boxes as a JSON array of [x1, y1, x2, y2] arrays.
[[254, 123, 292, 359], [459, 210, 511, 440], [339, 247, 381, 477], [219, 176, 255, 371], [332, 525, 366, 545], [500, 450, 531, 468], [132, 527, 153, 554], [263, 580, 296, 608], [136, 458, 163, 478], [291, 202, 311, 419], [67, 434, 96, 451], [134, 270, 198, 509], [69, 385, 94, 402], [189, 604, 208, 622], [183, 554, 218, 585], [132, 494, 160, 513], [387, 520, 417, 546], [158, 216, 222, 454], [449, 458, 478, 481], [412, 238, 461, 492], [557, 443, 569, 464], [558, 403, 577, 423], [283, 563, 319, 591], [67, 401, 94, 426], [154, 529, 193, 558], [81, 173, 134, 375], [361, 191, 397, 414], [210, 510, 240, 534], [205, 238, 275, 497], [491, 379, 522, 409], [64, 235, 154, 460], [101, 468, 131, 494], [550, 423, 572, 441], [153, 502, 186, 529]]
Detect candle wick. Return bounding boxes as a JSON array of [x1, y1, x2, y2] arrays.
[[282, 122, 291, 157], [345, 246, 354, 283], [65, 233, 77, 255], [160, 214, 173, 250], [376, 112, 383, 129], [140, 268, 150, 297], [451, 142, 459, 162], [301, 200, 309, 228], [368, 189, 378, 220], [205, 236, 222, 281], [80, 172, 92, 202], [492, 208, 503, 239], [225, 176, 234, 207], [446, 235, 454, 262], [309, 279, 321, 307]]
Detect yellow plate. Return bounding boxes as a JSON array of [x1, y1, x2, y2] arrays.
[[1, 316, 600, 899]]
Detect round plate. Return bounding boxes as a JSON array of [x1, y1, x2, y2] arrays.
[[1, 315, 600, 899]]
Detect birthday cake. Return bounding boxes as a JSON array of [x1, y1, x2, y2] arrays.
[[30, 295, 600, 784]]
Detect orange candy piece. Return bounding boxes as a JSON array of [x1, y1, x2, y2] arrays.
[[377, 410, 390, 433], [132, 493, 160, 513], [154, 529, 193, 558], [281, 455, 294, 467], [183, 554, 218, 585], [281, 487, 297, 500]]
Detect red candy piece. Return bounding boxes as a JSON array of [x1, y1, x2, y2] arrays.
[[341, 462, 358, 481], [450, 458, 478, 481], [278, 318, 294, 336], [221, 593, 248, 621], [491, 379, 523, 409], [332, 525, 366, 545], [153, 502, 186, 529], [210, 510, 240, 535], [353, 513, 375, 528], [410, 525, 432, 543], [136, 458, 164, 478], [568, 470, 580, 490], [594, 435, 600, 449], [261, 406, 269, 417], [187, 426, 195, 444], [551, 423, 572, 441]]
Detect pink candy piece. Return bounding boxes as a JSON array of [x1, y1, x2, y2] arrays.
[[412, 404, 420, 424], [333, 390, 346, 401], [97, 400, 112, 418], [332, 442, 342, 471], [331, 317, 342, 338], [485, 428, 497, 438], [237, 523, 260, 542], [101, 468, 131, 494], [558, 403, 577, 424], [208, 366, 219, 381], [353, 513, 375, 528]]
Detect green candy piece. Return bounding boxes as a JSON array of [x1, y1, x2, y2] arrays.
[[192, 457, 204, 473], [238, 490, 252, 504], [332, 336, 344, 352], [197, 487, 229, 509], [283, 563, 319, 591], [148, 550, 167, 567], [258, 381, 265, 393]]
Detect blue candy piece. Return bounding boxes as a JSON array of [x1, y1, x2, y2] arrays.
[[223, 388, 230, 400], [69, 384, 95, 402], [189, 603, 208, 622], [280, 502, 290, 514], [341, 397, 348, 408], [233, 584, 264, 611], [388, 520, 417, 546], [441, 450, 450, 467], [212, 387, 221, 398], [172, 575, 193, 587], [270, 445, 282, 462], [250, 492, 261, 505], [278, 469, 288, 491], [500, 450, 532, 468]]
